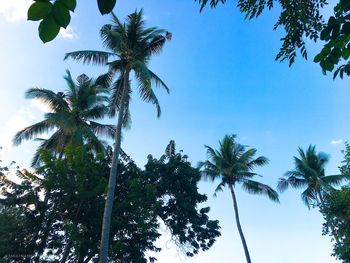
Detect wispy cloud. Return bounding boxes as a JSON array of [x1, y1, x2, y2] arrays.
[[30, 98, 51, 113], [0, 114, 29, 151], [331, 139, 343, 145], [59, 26, 78, 40], [0, 0, 33, 22], [18, 108, 36, 120]]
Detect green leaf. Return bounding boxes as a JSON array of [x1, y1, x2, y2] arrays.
[[28, 1, 53, 21], [331, 47, 342, 58], [328, 16, 337, 27], [345, 64, 350, 75], [313, 53, 324, 63], [320, 26, 332, 41], [324, 59, 335, 72], [60, 0, 77, 11], [331, 22, 341, 40], [342, 22, 350, 35], [342, 48, 350, 60], [321, 47, 331, 55], [39, 16, 61, 43], [53, 1, 71, 28], [97, 0, 117, 15], [328, 54, 339, 65]]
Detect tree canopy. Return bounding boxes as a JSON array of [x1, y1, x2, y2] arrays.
[[0, 141, 220, 262]]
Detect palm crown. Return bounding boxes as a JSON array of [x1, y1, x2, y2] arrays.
[[65, 9, 171, 121], [278, 145, 348, 208], [13, 71, 116, 165], [203, 135, 279, 201]]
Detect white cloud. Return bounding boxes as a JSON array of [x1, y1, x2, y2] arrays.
[[30, 98, 51, 113], [331, 139, 343, 145], [59, 26, 78, 40], [18, 108, 36, 120], [0, 114, 29, 151], [7, 114, 29, 132], [0, 0, 33, 22]]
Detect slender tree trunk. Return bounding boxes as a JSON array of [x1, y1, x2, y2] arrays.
[[318, 190, 340, 244], [99, 71, 129, 263], [229, 184, 252, 263]]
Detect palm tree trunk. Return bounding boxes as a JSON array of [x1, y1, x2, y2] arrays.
[[229, 184, 252, 263], [99, 71, 129, 263], [318, 190, 340, 244]]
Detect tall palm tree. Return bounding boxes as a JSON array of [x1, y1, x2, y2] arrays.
[[64, 10, 171, 262], [13, 71, 115, 261], [277, 145, 349, 243], [201, 135, 279, 263], [13, 70, 115, 165]]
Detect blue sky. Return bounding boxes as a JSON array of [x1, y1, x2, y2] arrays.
[[1, 1, 349, 262]]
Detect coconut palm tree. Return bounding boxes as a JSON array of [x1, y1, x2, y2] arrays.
[[277, 145, 349, 242], [201, 135, 279, 263], [13, 70, 115, 165], [64, 10, 171, 262]]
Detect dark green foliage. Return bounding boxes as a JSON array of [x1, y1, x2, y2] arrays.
[[198, 0, 350, 78], [13, 71, 114, 166], [145, 141, 221, 256], [0, 142, 220, 262], [198, 0, 326, 67], [278, 145, 349, 209], [202, 135, 279, 202], [315, 1, 350, 78], [321, 187, 350, 262], [28, 0, 77, 42], [320, 143, 350, 261], [27, 0, 116, 42], [98, 0, 117, 15], [340, 142, 350, 176], [0, 205, 33, 262]]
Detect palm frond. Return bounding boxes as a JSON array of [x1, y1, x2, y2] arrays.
[[134, 61, 162, 117], [241, 179, 279, 202], [213, 181, 226, 197], [83, 104, 108, 120], [63, 70, 77, 100], [26, 88, 67, 111], [146, 32, 172, 56], [64, 50, 115, 65], [13, 120, 55, 146], [89, 121, 116, 139], [100, 24, 124, 52], [277, 176, 308, 192], [301, 187, 317, 209], [322, 174, 349, 187], [148, 69, 170, 93]]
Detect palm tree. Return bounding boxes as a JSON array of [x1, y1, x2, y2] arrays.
[[13, 71, 115, 261], [13, 70, 115, 165], [277, 145, 349, 243], [201, 135, 279, 263], [64, 10, 171, 262]]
